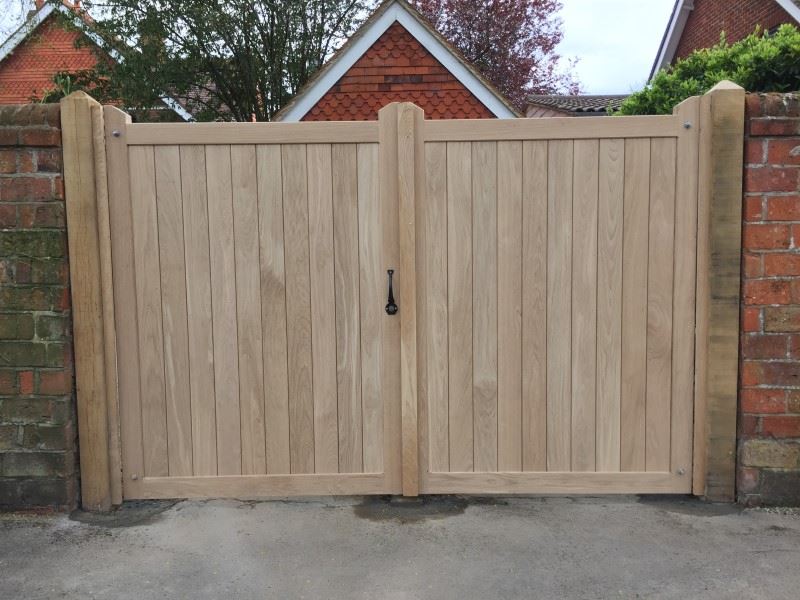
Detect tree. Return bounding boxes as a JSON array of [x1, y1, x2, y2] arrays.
[[619, 24, 800, 116], [61, 0, 370, 121], [410, 0, 579, 111]]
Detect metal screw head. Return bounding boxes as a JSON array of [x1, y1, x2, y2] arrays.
[[112, 130, 121, 138], [677, 468, 686, 476], [131, 473, 139, 480], [683, 122, 692, 129]]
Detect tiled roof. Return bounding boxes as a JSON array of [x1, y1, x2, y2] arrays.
[[526, 94, 628, 114], [302, 22, 493, 121]]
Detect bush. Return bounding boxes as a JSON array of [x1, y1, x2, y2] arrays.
[[618, 24, 800, 115]]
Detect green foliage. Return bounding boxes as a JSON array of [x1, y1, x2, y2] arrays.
[[618, 24, 800, 116]]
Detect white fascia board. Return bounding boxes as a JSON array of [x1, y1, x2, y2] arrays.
[[279, 2, 516, 121], [774, 0, 800, 23], [651, 0, 694, 79], [0, 4, 56, 64]]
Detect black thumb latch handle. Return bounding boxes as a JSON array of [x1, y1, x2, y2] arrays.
[[385, 269, 398, 315]]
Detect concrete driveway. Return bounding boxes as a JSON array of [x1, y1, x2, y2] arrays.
[[1, 496, 799, 599]]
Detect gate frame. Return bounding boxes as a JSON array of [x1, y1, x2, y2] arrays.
[[61, 82, 744, 510]]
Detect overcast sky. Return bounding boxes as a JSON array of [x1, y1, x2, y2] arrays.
[[0, 0, 677, 95], [557, 0, 677, 95]]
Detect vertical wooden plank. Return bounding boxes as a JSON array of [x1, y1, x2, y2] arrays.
[[672, 97, 700, 485], [694, 82, 744, 500], [422, 142, 449, 473], [307, 144, 339, 474], [256, 145, 291, 475], [621, 138, 650, 472], [333, 144, 363, 474], [206, 145, 242, 475], [378, 104, 402, 492], [105, 106, 145, 497], [596, 139, 625, 472], [447, 141, 473, 472], [571, 139, 599, 472], [546, 140, 573, 472], [497, 141, 522, 472], [231, 145, 266, 475], [282, 144, 315, 474], [61, 93, 113, 510], [358, 143, 384, 474], [180, 145, 217, 476], [472, 141, 498, 473], [154, 145, 193, 477], [398, 103, 422, 495], [129, 145, 168, 477], [646, 138, 677, 472], [522, 140, 548, 472]]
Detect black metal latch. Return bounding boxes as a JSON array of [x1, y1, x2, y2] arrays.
[[385, 269, 398, 315]]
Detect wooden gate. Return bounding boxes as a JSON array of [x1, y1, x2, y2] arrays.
[[61, 85, 745, 508]]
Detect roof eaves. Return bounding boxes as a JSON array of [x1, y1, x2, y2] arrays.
[[649, 0, 694, 80], [0, 3, 56, 65]]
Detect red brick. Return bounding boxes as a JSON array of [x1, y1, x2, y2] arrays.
[[767, 139, 800, 165], [737, 467, 760, 493], [743, 223, 792, 249], [794, 224, 800, 247], [766, 196, 800, 221], [745, 361, 800, 387], [761, 416, 800, 438], [741, 334, 789, 359], [0, 148, 15, 173], [744, 279, 791, 305], [738, 413, 760, 436], [745, 140, 765, 164], [743, 252, 763, 277], [0, 204, 16, 227], [18, 370, 34, 395], [743, 307, 762, 332], [0, 177, 54, 202], [789, 391, 800, 413], [35, 149, 60, 172], [745, 166, 799, 193], [764, 253, 800, 276], [0, 369, 16, 394], [741, 388, 787, 414], [789, 335, 800, 359], [0, 129, 17, 145], [18, 204, 65, 228], [17, 128, 61, 147], [750, 118, 800, 137], [744, 196, 763, 221], [38, 370, 71, 395]]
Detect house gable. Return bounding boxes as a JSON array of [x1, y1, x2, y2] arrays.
[[276, 0, 516, 121], [651, 0, 800, 78], [304, 22, 493, 121]]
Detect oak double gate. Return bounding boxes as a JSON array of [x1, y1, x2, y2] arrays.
[[61, 86, 746, 508]]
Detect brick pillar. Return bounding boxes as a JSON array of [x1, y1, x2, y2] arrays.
[[739, 93, 800, 506], [0, 105, 77, 510]]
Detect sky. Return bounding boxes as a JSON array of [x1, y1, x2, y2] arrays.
[[0, 0, 677, 96], [556, 0, 677, 95]]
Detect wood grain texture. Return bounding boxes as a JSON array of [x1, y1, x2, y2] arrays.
[[546, 140, 573, 472], [521, 141, 548, 472], [422, 142, 449, 473], [154, 145, 193, 477], [596, 139, 625, 472], [206, 145, 242, 475], [129, 145, 169, 478], [256, 145, 291, 475], [620, 138, 650, 472], [357, 143, 384, 474], [497, 141, 523, 472], [571, 139, 599, 472], [179, 145, 217, 476], [281, 144, 315, 474], [646, 138, 677, 472], [332, 144, 363, 474], [307, 144, 339, 474], [231, 145, 267, 475], [472, 141, 498, 473], [447, 141, 474, 472]]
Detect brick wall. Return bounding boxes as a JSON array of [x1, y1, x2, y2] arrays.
[[674, 0, 793, 61], [301, 22, 494, 121], [739, 93, 800, 506], [0, 104, 76, 510]]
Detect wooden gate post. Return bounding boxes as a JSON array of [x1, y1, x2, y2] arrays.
[[693, 81, 745, 501], [61, 92, 121, 511]]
